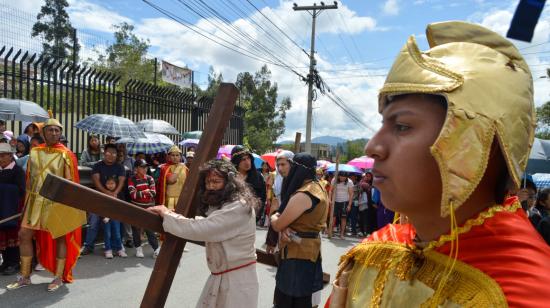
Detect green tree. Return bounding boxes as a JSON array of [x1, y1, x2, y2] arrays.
[[536, 101, 550, 139], [536, 68, 550, 139], [236, 65, 291, 153], [201, 66, 223, 98], [94, 22, 156, 87], [32, 0, 79, 61]]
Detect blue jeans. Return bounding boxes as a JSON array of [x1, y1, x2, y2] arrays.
[[84, 213, 101, 251], [103, 220, 122, 252]]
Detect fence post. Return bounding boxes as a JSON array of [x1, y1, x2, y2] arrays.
[[116, 91, 123, 116]]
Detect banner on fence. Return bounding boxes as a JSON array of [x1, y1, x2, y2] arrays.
[[161, 61, 192, 88]]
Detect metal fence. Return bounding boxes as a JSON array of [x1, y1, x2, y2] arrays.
[[0, 46, 244, 153]]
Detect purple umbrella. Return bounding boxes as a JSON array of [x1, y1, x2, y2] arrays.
[[217, 144, 236, 160]]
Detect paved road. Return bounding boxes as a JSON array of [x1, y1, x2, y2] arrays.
[[0, 228, 360, 307]]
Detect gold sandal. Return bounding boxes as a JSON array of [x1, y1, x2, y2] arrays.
[[6, 275, 32, 290], [47, 277, 63, 292]]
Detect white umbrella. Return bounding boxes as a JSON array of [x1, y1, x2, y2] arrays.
[[138, 119, 179, 135], [0, 98, 49, 122]]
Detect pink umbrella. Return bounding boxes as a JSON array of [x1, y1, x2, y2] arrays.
[[217, 144, 236, 160], [347, 156, 374, 170], [317, 160, 333, 169]]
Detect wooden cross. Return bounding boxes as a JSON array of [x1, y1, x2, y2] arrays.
[[39, 83, 329, 307]]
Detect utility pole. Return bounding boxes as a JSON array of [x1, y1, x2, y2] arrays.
[[293, 1, 338, 154]]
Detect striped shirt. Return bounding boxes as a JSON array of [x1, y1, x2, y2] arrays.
[[128, 174, 156, 206]]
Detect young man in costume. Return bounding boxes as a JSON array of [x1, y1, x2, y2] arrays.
[[156, 145, 188, 210], [7, 118, 86, 292], [327, 21, 550, 307]]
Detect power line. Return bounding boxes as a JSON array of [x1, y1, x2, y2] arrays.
[[174, 0, 303, 71], [143, 0, 306, 78], [244, 0, 309, 57]]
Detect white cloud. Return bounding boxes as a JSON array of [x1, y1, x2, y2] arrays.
[[473, 7, 550, 106], [382, 0, 400, 16], [67, 0, 132, 33]]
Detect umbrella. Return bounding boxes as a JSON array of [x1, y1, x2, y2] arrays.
[[526, 138, 550, 174], [75, 114, 146, 139], [261, 151, 279, 170], [179, 138, 200, 148], [182, 130, 202, 139], [317, 160, 333, 169], [252, 153, 265, 169], [326, 164, 363, 175], [217, 144, 236, 160], [0, 98, 49, 122], [533, 173, 550, 190], [138, 119, 179, 135], [347, 156, 374, 170], [116, 132, 174, 154]]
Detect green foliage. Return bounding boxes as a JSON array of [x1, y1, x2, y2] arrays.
[[236, 65, 291, 153], [200, 66, 223, 98], [92, 22, 156, 87], [32, 0, 79, 61], [536, 100, 550, 139]]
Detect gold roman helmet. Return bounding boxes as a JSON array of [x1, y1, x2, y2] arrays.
[[42, 118, 63, 130], [379, 21, 535, 217], [168, 145, 182, 154]]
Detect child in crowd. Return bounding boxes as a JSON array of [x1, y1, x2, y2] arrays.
[[102, 176, 127, 259], [128, 159, 160, 258]]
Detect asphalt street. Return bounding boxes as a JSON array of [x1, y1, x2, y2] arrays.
[[0, 228, 360, 308]]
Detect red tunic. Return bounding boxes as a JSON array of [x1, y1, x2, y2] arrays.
[[360, 197, 550, 307]]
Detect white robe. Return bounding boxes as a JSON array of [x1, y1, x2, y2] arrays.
[[163, 200, 259, 308]]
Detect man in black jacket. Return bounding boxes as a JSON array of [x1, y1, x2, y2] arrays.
[[231, 145, 266, 224]]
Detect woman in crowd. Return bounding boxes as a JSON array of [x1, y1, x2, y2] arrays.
[[260, 161, 274, 226], [149, 159, 259, 308], [270, 153, 328, 308], [79, 134, 103, 167], [330, 173, 354, 239], [357, 172, 372, 237], [15, 136, 30, 159], [0, 143, 25, 275]]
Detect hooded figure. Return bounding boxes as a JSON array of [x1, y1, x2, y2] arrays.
[[327, 21, 550, 307], [270, 153, 328, 307], [231, 145, 266, 216]]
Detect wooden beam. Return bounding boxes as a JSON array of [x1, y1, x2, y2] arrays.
[[294, 132, 301, 153], [142, 83, 239, 308]]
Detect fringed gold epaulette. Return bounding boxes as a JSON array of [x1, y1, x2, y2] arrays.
[[335, 242, 507, 307]]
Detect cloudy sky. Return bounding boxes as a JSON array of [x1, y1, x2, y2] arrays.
[[8, 0, 550, 141]]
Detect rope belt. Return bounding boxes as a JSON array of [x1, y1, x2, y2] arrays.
[[211, 261, 257, 276]]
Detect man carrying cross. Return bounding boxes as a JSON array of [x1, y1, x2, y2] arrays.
[[149, 159, 259, 308], [7, 118, 86, 292]]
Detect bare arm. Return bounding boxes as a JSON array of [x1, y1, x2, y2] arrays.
[[271, 192, 312, 232]]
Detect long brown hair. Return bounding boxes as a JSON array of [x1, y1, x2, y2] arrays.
[[197, 159, 260, 216]]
